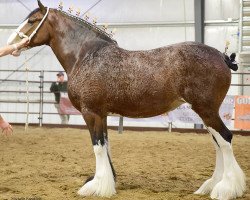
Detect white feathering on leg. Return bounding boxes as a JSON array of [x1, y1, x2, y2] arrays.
[[208, 127, 246, 200], [194, 138, 224, 195], [78, 141, 116, 197]]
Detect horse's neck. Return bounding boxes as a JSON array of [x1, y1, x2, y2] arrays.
[[49, 13, 112, 74]]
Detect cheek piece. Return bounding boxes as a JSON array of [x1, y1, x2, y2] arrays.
[[7, 8, 50, 45]]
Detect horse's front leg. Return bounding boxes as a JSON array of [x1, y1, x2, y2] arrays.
[[78, 112, 116, 197], [102, 117, 116, 180]]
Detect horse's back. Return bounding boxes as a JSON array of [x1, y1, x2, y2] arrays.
[[112, 41, 231, 98], [114, 41, 230, 77]]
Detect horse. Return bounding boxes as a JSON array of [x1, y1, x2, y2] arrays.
[[7, 1, 246, 199]]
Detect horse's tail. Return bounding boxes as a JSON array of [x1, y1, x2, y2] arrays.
[[223, 53, 238, 71]]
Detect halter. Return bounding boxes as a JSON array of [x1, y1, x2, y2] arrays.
[[12, 7, 50, 42]]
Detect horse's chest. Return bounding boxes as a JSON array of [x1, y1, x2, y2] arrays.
[[68, 76, 104, 108]]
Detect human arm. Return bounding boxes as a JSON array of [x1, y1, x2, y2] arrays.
[[60, 81, 68, 92], [50, 82, 59, 93], [0, 37, 29, 57], [50, 83, 61, 103], [0, 44, 16, 57], [11, 50, 21, 57]]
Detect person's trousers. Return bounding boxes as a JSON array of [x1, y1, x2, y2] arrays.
[[54, 103, 70, 124]]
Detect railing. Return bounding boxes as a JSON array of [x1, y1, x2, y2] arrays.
[[0, 70, 60, 126], [239, 0, 243, 52], [0, 70, 249, 128], [231, 72, 250, 95]]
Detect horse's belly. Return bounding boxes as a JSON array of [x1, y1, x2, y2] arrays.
[[109, 98, 184, 118]]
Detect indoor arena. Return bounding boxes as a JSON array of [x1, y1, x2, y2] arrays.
[[0, 1, 249, 200]]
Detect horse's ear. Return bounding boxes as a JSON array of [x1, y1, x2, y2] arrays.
[[37, 0, 46, 14]]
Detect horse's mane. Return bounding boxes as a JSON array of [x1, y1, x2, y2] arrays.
[[57, 9, 117, 44]]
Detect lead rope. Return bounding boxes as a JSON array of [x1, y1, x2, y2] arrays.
[[24, 53, 29, 132]]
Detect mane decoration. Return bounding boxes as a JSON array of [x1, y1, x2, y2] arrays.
[[57, 1, 117, 44]]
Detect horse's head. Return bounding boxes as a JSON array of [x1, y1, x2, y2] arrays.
[[7, 0, 51, 51]]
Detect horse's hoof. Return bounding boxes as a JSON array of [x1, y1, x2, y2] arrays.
[[210, 178, 245, 200], [78, 178, 97, 196], [210, 180, 231, 200], [78, 177, 116, 197]]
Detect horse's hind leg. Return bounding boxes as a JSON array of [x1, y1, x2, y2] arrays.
[[208, 125, 246, 200], [194, 110, 246, 199], [77, 111, 116, 197], [194, 136, 224, 195]]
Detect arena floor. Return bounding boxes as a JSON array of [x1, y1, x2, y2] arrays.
[[0, 126, 249, 200]]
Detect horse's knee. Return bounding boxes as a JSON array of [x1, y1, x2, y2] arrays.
[[83, 111, 106, 145]]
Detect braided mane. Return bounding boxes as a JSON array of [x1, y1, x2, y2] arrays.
[[58, 9, 117, 44]]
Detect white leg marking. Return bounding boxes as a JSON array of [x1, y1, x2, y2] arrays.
[[105, 138, 112, 157], [195, 138, 224, 195], [78, 141, 116, 197], [208, 127, 246, 200]]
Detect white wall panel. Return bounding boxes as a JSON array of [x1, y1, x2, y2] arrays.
[[0, 0, 99, 24], [0, 0, 194, 24], [90, 0, 194, 23], [114, 26, 194, 50], [205, 26, 239, 53], [205, 0, 240, 21], [0, 0, 30, 24]]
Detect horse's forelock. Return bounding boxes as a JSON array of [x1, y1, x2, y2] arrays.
[[24, 8, 40, 21]]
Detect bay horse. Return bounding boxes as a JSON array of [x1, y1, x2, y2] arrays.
[[7, 1, 246, 199]]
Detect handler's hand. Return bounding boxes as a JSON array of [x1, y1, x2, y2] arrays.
[[17, 37, 30, 49], [2, 125, 13, 136], [12, 50, 21, 57], [0, 121, 13, 136]]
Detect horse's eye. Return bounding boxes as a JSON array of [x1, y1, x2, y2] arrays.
[[28, 18, 37, 24]]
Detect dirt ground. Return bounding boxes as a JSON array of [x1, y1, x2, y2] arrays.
[[0, 126, 249, 200]]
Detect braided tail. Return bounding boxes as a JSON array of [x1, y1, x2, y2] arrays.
[[224, 53, 238, 71]]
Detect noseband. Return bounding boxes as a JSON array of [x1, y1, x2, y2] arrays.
[[15, 7, 50, 41]]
